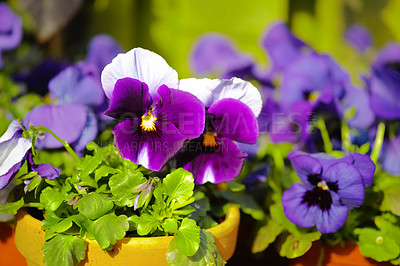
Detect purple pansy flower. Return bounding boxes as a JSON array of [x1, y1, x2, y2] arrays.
[[368, 43, 400, 119], [177, 77, 261, 184], [49, 61, 104, 108], [86, 34, 124, 74], [101, 48, 205, 171], [380, 136, 400, 176], [344, 24, 373, 54], [24, 153, 61, 192], [0, 120, 31, 189], [261, 22, 308, 74], [0, 3, 22, 68], [23, 104, 97, 152], [282, 151, 375, 233]]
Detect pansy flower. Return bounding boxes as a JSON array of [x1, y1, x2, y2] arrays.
[[368, 43, 400, 119], [0, 3, 22, 68], [24, 153, 61, 192], [176, 77, 261, 184], [0, 120, 31, 190], [101, 48, 205, 171], [344, 24, 373, 54], [282, 151, 375, 233]]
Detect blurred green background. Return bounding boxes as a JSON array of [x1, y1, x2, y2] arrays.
[[10, 0, 400, 79]]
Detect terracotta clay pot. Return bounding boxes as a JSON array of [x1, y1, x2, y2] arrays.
[[14, 205, 240, 266], [291, 241, 392, 266], [0, 222, 27, 266]]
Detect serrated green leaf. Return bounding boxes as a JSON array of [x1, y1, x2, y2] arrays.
[[163, 168, 194, 205], [71, 214, 94, 239], [42, 235, 86, 266], [0, 198, 24, 215], [375, 216, 400, 245], [91, 213, 129, 250], [41, 216, 61, 230], [77, 154, 103, 179], [162, 218, 178, 233], [135, 213, 159, 236], [355, 228, 400, 262], [40, 187, 67, 211], [95, 165, 119, 183], [174, 218, 200, 256], [76, 193, 114, 220], [45, 216, 74, 241], [109, 169, 147, 207], [279, 232, 321, 259], [167, 229, 225, 266], [252, 219, 284, 253]]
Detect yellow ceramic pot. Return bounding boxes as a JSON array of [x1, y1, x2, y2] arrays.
[[14, 205, 240, 266]]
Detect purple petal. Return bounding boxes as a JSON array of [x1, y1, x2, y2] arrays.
[[343, 153, 375, 187], [257, 97, 281, 133], [104, 77, 151, 119], [190, 33, 253, 77], [113, 118, 186, 171], [0, 160, 24, 190], [153, 85, 205, 140], [49, 62, 104, 107], [0, 3, 22, 51], [261, 22, 307, 72], [344, 25, 372, 53], [282, 183, 319, 228], [342, 86, 375, 129], [183, 138, 247, 184], [208, 98, 258, 144], [23, 104, 88, 149], [28, 153, 60, 180], [73, 110, 98, 153], [86, 34, 123, 74], [324, 162, 365, 208], [314, 202, 349, 233], [381, 136, 400, 176], [288, 152, 322, 188], [373, 42, 400, 69]]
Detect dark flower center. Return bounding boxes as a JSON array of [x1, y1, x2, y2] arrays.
[[302, 173, 339, 211], [385, 61, 400, 74]]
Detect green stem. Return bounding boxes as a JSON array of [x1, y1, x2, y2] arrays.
[[35, 126, 81, 162], [316, 119, 333, 153], [371, 122, 386, 164]]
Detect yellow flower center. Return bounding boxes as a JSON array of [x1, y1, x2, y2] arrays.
[[317, 180, 329, 191], [202, 130, 218, 147], [308, 91, 319, 102], [140, 110, 157, 132]]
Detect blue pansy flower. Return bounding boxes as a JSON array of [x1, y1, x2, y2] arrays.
[[0, 3, 22, 68], [282, 151, 375, 233], [101, 48, 205, 171]]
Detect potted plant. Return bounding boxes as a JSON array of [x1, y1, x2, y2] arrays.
[[0, 3, 265, 265], [188, 21, 400, 265]]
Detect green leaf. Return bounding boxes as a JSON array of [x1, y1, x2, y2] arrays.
[[0, 198, 24, 215], [227, 181, 245, 192], [217, 190, 265, 220], [188, 191, 210, 221], [167, 229, 225, 265], [77, 154, 103, 179], [76, 193, 114, 220], [94, 165, 119, 183], [91, 213, 129, 250], [375, 216, 400, 245], [163, 168, 194, 205], [279, 232, 321, 259], [40, 187, 67, 211], [162, 218, 178, 233], [26, 173, 42, 192], [18, 171, 38, 180], [173, 218, 200, 256], [252, 219, 284, 253], [42, 235, 86, 266], [135, 213, 159, 236], [270, 203, 298, 234], [197, 216, 218, 229], [44, 216, 75, 241], [109, 169, 147, 207], [355, 228, 400, 262]]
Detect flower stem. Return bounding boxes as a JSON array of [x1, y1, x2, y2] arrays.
[[370, 122, 385, 164], [35, 126, 81, 162], [316, 119, 333, 153]]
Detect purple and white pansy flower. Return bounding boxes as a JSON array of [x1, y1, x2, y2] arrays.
[[101, 48, 205, 171], [282, 151, 375, 233], [176, 77, 261, 184], [0, 120, 31, 190]]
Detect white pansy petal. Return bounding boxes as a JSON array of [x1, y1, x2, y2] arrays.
[[0, 120, 21, 143], [101, 47, 178, 98], [178, 77, 262, 117], [0, 136, 31, 176]]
